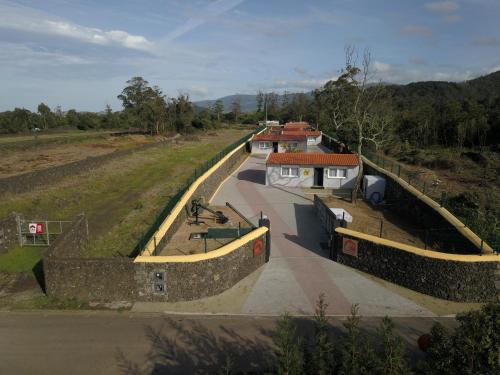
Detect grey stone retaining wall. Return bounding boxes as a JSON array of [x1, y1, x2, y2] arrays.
[[46, 214, 89, 258], [43, 230, 267, 302], [0, 213, 19, 254], [0, 135, 179, 196], [363, 160, 477, 254], [335, 231, 499, 302]]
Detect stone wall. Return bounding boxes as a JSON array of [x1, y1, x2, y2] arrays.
[[0, 213, 19, 254], [335, 229, 499, 302], [0, 135, 179, 196], [135, 230, 268, 302], [363, 159, 478, 254], [46, 214, 89, 258], [44, 229, 267, 302]]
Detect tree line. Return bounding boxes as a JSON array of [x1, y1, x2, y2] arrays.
[[0, 77, 230, 135]]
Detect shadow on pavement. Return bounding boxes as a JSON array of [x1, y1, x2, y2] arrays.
[[115, 317, 275, 374], [237, 169, 266, 185], [283, 203, 329, 258]]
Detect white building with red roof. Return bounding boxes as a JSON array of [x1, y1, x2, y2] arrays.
[[251, 133, 307, 154], [265, 152, 360, 189]]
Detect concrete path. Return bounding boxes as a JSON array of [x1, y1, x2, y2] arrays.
[[209, 156, 432, 316], [133, 156, 435, 316]]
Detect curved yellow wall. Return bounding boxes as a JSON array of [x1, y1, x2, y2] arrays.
[[336, 227, 498, 262]]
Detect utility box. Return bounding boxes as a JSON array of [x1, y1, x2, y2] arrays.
[[363, 175, 386, 203]]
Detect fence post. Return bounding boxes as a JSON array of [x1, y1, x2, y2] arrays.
[[480, 239, 483, 255], [423, 182, 426, 195], [397, 165, 401, 177], [379, 219, 383, 238], [440, 191, 446, 207]]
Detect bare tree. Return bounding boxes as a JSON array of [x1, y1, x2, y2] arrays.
[[320, 46, 393, 200]]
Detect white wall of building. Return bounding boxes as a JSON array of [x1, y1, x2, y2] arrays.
[[306, 134, 322, 145], [251, 140, 307, 155], [266, 164, 359, 188]]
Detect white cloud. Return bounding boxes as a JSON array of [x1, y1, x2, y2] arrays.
[[0, 2, 154, 51], [373, 61, 391, 73], [401, 25, 433, 37], [424, 1, 459, 13]]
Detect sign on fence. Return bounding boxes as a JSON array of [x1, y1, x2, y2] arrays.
[[342, 238, 358, 257], [29, 223, 44, 234]]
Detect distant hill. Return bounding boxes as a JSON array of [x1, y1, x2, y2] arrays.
[[194, 92, 314, 113], [195, 94, 258, 113], [195, 71, 500, 113]]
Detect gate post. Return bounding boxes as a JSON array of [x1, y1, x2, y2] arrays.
[[259, 216, 271, 262]]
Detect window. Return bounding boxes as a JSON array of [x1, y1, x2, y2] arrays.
[[307, 136, 315, 141], [289, 142, 298, 148], [281, 166, 299, 177], [259, 141, 271, 149], [327, 168, 347, 178]]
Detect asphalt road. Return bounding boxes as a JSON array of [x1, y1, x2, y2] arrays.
[[0, 311, 457, 375]]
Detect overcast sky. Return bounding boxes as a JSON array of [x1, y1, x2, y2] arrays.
[[0, 0, 499, 111]]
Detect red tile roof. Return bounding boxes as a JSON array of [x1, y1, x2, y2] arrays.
[[281, 130, 321, 137], [283, 124, 311, 131], [266, 152, 359, 166], [253, 133, 306, 142]]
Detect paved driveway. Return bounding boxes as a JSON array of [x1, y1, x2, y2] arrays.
[[208, 156, 433, 316]]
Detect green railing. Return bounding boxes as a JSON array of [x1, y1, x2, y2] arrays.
[[361, 148, 499, 253], [131, 125, 265, 257]]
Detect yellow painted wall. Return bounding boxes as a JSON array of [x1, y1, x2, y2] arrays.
[[336, 227, 499, 263], [134, 226, 268, 263]]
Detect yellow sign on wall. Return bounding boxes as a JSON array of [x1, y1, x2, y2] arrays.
[[303, 169, 310, 176]]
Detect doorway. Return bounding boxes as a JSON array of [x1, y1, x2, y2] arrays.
[[314, 168, 324, 187], [272, 142, 278, 153]]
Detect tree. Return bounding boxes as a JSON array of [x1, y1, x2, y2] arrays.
[[377, 317, 411, 375], [319, 46, 394, 200], [117, 77, 170, 135], [311, 294, 336, 375], [256, 91, 264, 113], [37, 102, 53, 130], [213, 99, 224, 124], [274, 313, 304, 375], [340, 304, 379, 374], [231, 96, 241, 122]]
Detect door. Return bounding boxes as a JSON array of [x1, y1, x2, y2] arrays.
[[272, 142, 278, 153], [314, 168, 324, 187]]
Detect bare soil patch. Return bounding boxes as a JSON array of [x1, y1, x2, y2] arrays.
[[321, 196, 432, 249], [159, 205, 253, 256], [0, 134, 158, 178]]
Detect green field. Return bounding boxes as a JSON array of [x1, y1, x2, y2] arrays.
[[0, 128, 249, 265]]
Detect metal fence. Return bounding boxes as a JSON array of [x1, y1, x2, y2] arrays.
[[132, 126, 265, 256]]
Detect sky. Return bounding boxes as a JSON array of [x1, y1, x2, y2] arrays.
[[0, 0, 499, 111]]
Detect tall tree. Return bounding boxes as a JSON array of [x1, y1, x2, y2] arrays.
[[213, 99, 224, 123], [256, 91, 264, 113], [37, 102, 53, 130], [231, 96, 241, 122]]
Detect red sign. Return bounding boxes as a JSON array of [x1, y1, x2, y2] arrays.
[[36, 223, 44, 234], [253, 239, 264, 257], [342, 238, 358, 257]]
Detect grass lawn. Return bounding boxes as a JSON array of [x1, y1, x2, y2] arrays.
[[0, 128, 250, 259], [0, 246, 46, 273]]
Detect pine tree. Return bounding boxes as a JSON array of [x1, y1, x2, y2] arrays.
[[311, 294, 336, 375], [377, 316, 411, 375], [274, 313, 304, 375]]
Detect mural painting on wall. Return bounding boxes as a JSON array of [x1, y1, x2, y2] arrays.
[[253, 239, 264, 257], [342, 238, 358, 257]]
